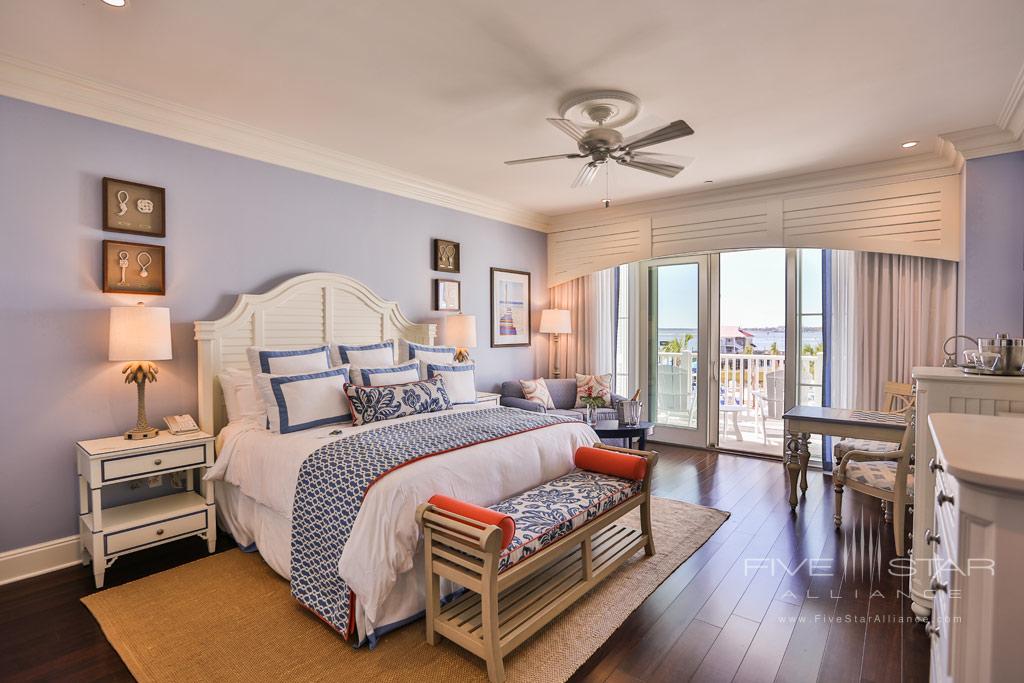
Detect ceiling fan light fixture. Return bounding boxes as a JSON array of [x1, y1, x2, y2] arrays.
[[901, 140, 919, 149], [101, 0, 127, 6]]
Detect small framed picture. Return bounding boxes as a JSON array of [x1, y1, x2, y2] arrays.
[[102, 240, 166, 295], [433, 238, 460, 273], [490, 268, 531, 347], [103, 177, 166, 237], [435, 278, 461, 311]]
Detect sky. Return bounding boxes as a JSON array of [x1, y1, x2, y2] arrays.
[[656, 248, 822, 328]]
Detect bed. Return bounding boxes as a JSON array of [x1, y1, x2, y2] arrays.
[[194, 273, 597, 644]]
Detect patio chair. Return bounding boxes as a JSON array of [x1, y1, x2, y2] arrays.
[[833, 408, 915, 556]]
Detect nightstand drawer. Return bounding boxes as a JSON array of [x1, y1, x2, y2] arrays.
[[105, 509, 208, 555], [102, 444, 207, 482]]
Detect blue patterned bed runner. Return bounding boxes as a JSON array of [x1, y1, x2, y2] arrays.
[[289, 407, 573, 639]]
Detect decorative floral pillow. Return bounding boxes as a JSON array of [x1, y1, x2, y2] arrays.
[[344, 376, 452, 426], [519, 378, 555, 409], [574, 373, 613, 408]]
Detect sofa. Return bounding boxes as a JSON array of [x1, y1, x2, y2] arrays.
[[499, 378, 625, 422]]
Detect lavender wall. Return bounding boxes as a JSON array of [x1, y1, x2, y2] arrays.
[[0, 96, 548, 552], [960, 151, 1024, 338]]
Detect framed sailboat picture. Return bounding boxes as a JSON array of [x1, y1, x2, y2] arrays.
[[490, 268, 531, 347]]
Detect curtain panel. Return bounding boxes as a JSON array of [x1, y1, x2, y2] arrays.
[[547, 269, 616, 379]]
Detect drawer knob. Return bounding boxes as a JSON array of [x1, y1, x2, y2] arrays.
[[937, 491, 955, 506], [926, 623, 940, 637], [154, 458, 163, 466], [156, 528, 165, 536], [930, 577, 949, 593], [928, 458, 944, 474], [925, 529, 941, 546]]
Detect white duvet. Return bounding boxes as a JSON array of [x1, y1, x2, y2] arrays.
[[206, 406, 597, 642]]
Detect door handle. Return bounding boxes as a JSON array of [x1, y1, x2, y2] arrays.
[[711, 360, 719, 382]]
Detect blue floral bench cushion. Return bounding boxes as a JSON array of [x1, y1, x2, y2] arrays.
[[489, 470, 643, 573]]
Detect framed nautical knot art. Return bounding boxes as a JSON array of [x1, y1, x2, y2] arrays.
[[102, 177, 166, 237], [434, 279, 461, 312], [433, 238, 460, 273], [102, 240, 166, 295], [490, 268, 531, 347]]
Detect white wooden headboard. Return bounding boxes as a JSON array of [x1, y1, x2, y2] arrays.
[[193, 272, 436, 435]]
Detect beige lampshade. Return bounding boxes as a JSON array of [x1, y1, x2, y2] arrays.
[[443, 314, 477, 349], [539, 309, 572, 334], [109, 304, 172, 361]]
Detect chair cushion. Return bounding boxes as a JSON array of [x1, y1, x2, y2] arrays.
[[834, 438, 898, 460], [490, 470, 643, 573], [845, 460, 914, 497]]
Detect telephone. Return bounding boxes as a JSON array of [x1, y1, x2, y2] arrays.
[[164, 414, 200, 435]]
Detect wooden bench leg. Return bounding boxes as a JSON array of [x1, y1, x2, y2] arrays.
[[423, 530, 438, 646], [641, 495, 656, 557], [481, 558, 505, 683]]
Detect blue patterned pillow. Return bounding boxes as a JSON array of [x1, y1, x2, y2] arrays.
[[344, 376, 453, 426]]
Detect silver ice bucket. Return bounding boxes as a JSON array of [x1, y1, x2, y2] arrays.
[[617, 400, 643, 426]]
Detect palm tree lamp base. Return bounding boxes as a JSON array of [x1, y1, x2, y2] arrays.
[[122, 361, 160, 440]]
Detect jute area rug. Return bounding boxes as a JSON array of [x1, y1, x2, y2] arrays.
[[83, 497, 727, 683]]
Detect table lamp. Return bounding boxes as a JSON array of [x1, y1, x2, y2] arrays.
[[109, 303, 172, 440], [539, 309, 572, 378], [443, 313, 477, 362]]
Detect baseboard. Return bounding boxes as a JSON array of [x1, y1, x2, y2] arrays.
[[0, 535, 81, 586]]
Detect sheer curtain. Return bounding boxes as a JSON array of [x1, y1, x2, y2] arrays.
[[831, 251, 957, 410], [547, 268, 617, 379]]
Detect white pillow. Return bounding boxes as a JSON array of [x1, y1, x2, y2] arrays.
[[337, 341, 396, 385], [360, 360, 420, 387], [398, 339, 456, 363], [426, 362, 477, 405], [219, 368, 265, 423], [255, 366, 352, 434], [246, 345, 332, 378]]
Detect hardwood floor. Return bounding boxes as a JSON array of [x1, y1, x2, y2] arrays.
[[0, 446, 929, 682]]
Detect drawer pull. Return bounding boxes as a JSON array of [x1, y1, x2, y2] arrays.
[[155, 528, 165, 536], [928, 458, 944, 474], [930, 577, 949, 593], [925, 529, 941, 546], [926, 623, 940, 637], [937, 491, 955, 506], [154, 458, 163, 466]]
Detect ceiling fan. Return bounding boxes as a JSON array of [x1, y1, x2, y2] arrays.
[[504, 91, 694, 188]]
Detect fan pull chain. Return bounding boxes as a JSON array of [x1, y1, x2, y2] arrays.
[[602, 162, 612, 208]]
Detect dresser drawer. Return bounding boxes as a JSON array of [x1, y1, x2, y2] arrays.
[[104, 509, 208, 555], [101, 444, 207, 482]]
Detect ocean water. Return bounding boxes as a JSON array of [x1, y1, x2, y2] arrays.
[[658, 327, 823, 353]]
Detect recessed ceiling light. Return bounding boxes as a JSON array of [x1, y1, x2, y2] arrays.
[[901, 140, 919, 149], [101, 0, 126, 6]]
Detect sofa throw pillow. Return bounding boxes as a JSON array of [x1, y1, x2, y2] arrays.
[[574, 373, 613, 408], [344, 376, 452, 426], [426, 362, 477, 405], [519, 377, 555, 409], [255, 366, 351, 434]]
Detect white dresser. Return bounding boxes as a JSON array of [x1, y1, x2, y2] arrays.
[[926, 413, 1024, 682], [910, 367, 1024, 620]]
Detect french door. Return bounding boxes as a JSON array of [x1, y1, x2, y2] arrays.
[[639, 255, 711, 448]]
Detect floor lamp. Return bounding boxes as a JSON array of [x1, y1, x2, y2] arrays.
[[539, 309, 572, 379]]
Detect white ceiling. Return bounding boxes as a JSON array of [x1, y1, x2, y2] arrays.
[[2, 0, 1023, 217]]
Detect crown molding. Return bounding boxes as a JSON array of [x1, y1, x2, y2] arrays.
[[940, 63, 1024, 161], [0, 53, 550, 233]]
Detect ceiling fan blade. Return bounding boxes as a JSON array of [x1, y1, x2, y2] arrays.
[[616, 157, 684, 178], [571, 162, 600, 188], [621, 120, 694, 151], [504, 153, 581, 165], [547, 117, 586, 142], [627, 151, 694, 167]]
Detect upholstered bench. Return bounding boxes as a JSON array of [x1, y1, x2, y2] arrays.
[[416, 444, 657, 683]]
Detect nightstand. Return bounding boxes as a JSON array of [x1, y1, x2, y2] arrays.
[[76, 430, 216, 588], [476, 391, 501, 407]]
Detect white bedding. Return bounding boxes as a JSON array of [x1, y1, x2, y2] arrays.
[[207, 406, 597, 642]]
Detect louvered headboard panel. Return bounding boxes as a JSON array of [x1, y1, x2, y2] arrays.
[[194, 272, 435, 435]]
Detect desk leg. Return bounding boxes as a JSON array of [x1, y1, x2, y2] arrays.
[[784, 430, 802, 509], [798, 432, 810, 493]]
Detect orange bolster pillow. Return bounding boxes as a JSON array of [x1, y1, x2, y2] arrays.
[[574, 446, 648, 481], [427, 494, 516, 550]]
